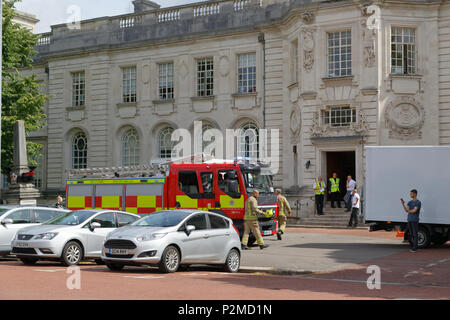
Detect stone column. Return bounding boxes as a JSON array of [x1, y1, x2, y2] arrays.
[[3, 120, 41, 205]]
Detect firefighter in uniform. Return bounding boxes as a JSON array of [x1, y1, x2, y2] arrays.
[[241, 190, 270, 250], [328, 173, 341, 208], [314, 177, 325, 215], [275, 189, 291, 240]]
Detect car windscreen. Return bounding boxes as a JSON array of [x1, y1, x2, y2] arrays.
[[131, 211, 191, 227], [0, 209, 8, 217], [45, 210, 95, 226], [242, 170, 274, 194]]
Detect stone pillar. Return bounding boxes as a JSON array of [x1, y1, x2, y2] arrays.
[[3, 120, 41, 205]]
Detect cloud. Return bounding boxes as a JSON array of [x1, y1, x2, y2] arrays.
[[15, 0, 205, 34]]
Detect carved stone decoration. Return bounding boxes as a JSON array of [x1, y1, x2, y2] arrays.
[[385, 96, 425, 140], [363, 44, 375, 67], [290, 108, 302, 138], [300, 12, 315, 24], [301, 27, 315, 73], [219, 56, 230, 77], [179, 59, 189, 79], [310, 112, 328, 137], [350, 110, 370, 136], [360, 2, 373, 17]]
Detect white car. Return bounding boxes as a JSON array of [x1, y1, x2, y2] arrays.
[[12, 209, 140, 266], [0, 206, 69, 256]]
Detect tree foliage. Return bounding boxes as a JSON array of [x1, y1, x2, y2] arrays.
[[2, 0, 48, 174]]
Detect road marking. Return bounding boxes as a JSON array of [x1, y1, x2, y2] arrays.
[[181, 273, 209, 276], [123, 275, 165, 279], [33, 269, 65, 273]]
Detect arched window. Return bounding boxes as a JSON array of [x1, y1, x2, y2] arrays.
[[158, 127, 175, 159], [238, 123, 259, 159], [194, 122, 216, 155], [72, 132, 88, 169], [122, 128, 140, 166]]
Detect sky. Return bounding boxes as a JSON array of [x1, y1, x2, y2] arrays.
[[15, 0, 204, 34]]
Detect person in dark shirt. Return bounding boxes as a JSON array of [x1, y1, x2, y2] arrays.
[[401, 189, 421, 253]]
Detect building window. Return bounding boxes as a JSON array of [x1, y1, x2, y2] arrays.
[[238, 123, 259, 159], [290, 40, 299, 84], [238, 53, 257, 93], [197, 58, 214, 97], [72, 132, 88, 169], [195, 122, 216, 155], [159, 63, 174, 100], [72, 72, 85, 107], [32, 147, 44, 190], [391, 27, 416, 75], [122, 67, 137, 103], [327, 30, 352, 77], [122, 129, 140, 166], [323, 106, 356, 127], [159, 127, 175, 159]]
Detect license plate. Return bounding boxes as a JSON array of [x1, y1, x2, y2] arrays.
[[264, 230, 272, 236], [16, 242, 30, 248], [109, 248, 129, 255]]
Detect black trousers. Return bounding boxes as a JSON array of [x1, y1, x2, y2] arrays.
[[315, 194, 324, 214], [408, 221, 419, 251], [348, 208, 359, 227], [330, 192, 341, 208]]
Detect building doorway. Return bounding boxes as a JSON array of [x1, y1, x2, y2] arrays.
[[326, 151, 355, 202]]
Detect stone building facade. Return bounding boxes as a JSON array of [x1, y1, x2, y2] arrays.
[[20, 0, 450, 216]]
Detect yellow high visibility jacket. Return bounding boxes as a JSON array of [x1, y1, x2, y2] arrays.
[[329, 178, 340, 193], [314, 181, 325, 195], [244, 196, 264, 221]]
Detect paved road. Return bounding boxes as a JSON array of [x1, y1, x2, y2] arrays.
[[0, 228, 448, 300]]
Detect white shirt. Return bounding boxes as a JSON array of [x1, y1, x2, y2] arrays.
[[352, 193, 360, 209], [347, 179, 356, 192]]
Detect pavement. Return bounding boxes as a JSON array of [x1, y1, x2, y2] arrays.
[[240, 228, 407, 275]]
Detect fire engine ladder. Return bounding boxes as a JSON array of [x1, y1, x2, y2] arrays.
[[67, 153, 215, 179]]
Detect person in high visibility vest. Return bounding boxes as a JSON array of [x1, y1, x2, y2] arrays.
[[241, 190, 269, 250], [313, 177, 325, 215], [328, 173, 341, 209], [275, 189, 291, 241]]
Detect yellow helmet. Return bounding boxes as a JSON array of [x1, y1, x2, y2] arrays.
[[264, 209, 274, 218]]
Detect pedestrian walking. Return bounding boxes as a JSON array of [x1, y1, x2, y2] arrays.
[[344, 175, 356, 212], [401, 189, 422, 253], [328, 173, 341, 208], [313, 177, 325, 215], [241, 190, 269, 250], [347, 188, 360, 228], [275, 189, 291, 240], [54, 196, 64, 209]]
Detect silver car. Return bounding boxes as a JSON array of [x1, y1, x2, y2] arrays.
[[102, 210, 242, 273], [0, 206, 69, 256], [11, 209, 140, 266]]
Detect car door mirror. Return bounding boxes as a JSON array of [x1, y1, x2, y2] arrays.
[[186, 225, 196, 235], [90, 222, 101, 231], [1, 218, 13, 227]]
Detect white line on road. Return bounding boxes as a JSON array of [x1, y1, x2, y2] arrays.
[[33, 269, 65, 273]]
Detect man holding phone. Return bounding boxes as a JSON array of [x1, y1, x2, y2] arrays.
[[401, 189, 421, 253]]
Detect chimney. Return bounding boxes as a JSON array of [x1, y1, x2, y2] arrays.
[[132, 0, 161, 13]]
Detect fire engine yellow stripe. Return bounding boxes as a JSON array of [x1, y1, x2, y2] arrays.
[[176, 195, 198, 208], [67, 196, 85, 208], [138, 196, 156, 208], [101, 196, 120, 208], [126, 207, 138, 214], [67, 179, 165, 185], [220, 195, 244, 208]]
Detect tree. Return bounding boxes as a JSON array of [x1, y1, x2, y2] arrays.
[[2, 0, 48, 174]]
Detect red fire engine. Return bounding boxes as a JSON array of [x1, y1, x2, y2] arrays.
[[66, 159, 279, 242]]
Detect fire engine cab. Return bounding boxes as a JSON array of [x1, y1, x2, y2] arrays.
[[66, 158, 279, 242]]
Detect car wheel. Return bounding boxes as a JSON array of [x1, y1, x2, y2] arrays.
[[106, 263, 124, 271], [224, 249, 240, 273], [159, 246, 180, 273], [20, 258, 38, 265], [94, 259, 105, 265], [61, 241, 83, 266], [417, 227, 431, 249]]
